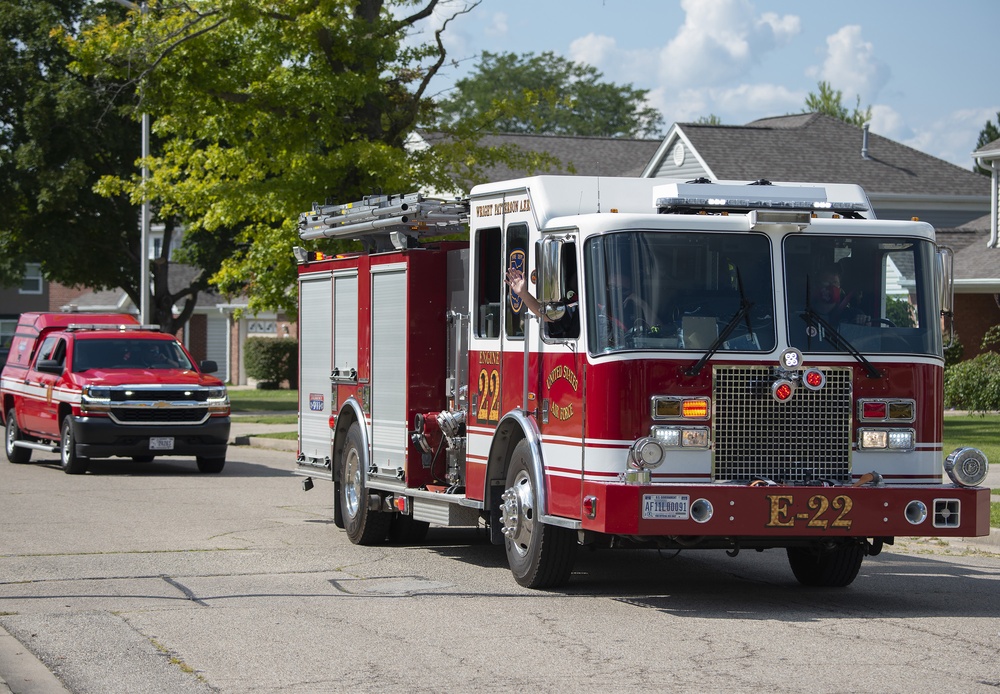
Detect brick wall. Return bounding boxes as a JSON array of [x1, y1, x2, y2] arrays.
[[954, 293, 1000, 359]]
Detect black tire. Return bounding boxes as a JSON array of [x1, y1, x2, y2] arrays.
[[60, 416, 88, 475], [196, 456, 226, 473], [787, 543, 865, 587], [387, 513, 430, 544], [333, 480, 345, 529], [5, 409, 32, 464], [500, 439, 577, 589], [132, 455, 155, 463], [340, 422, 390, 545]]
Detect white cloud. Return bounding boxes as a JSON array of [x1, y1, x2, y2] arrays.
[[483, 11, 509, 38], [650, 83, 803, 127], [658, 0, 799, 88], [812, 25, 890, 104], [569, 33, 618, 69], [868, 104, 908, 141], [901, 107, 1000, 167]]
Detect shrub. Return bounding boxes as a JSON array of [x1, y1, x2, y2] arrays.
[[943, 351, 1000, 413], [244, 337, 298, 389], [943, 332, 964, 368]]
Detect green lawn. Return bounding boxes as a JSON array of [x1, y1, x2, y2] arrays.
[[228, 388, 298, 414]]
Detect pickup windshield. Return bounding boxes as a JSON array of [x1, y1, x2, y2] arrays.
[[584, 230, 776, 354], [72, 338, 194, 372], [784, 235, 941, 356]]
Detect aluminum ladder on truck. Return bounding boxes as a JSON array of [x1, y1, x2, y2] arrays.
[[298, 192, 469, 251]]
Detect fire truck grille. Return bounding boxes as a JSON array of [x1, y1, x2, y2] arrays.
[[712, 366, 853, 484]]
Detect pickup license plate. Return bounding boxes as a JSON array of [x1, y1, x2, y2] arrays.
[[149, 437, 174, 451], [642, 494, 689, 520]]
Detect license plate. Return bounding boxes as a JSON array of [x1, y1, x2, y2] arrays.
[[642, 494, 689, 520], [149, 437, 174, 451]]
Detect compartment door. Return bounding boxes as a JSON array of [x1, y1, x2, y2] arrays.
[[370, 265, 408, 479], [298, 272, 334, 475]]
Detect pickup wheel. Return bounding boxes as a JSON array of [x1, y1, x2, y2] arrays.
[[340, 422, 390, 545], [500, 439, 577, 589], [60, 416, 89, 475], [5, 409, 32, 464], [196, 456, 226, 473]]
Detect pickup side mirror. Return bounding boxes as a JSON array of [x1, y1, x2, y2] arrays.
[[35, 359, 64, 375], [200, 360, 218, 374]]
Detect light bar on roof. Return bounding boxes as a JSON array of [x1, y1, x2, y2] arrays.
[[653, 182, 869, 215]]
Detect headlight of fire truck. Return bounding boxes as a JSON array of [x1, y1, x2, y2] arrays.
[[629, 426, 711, 471], [80, 386, 112, 414]]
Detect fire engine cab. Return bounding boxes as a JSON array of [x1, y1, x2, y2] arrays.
[[294, 175, 990, 589]]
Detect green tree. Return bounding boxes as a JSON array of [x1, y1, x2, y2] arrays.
[[437, 51, 664, 139], [973, 111, 1000, 176], [68, 0, 546, 316], [0, 0, 235, 333], [803, 81, 871, 127], [695, 115, 722, 125]]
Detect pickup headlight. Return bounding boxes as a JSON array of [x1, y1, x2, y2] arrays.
[[206, 387, 230, 415], [81, 386, 112, 414]]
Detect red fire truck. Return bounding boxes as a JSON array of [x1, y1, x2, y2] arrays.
[[294, 176, 990, 589]]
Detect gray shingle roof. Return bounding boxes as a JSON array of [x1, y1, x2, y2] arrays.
[[675, 113, 990, 197], [973, 137, 1000, 157], [422, 132, 662, 183], [60, 264, 229, 313]]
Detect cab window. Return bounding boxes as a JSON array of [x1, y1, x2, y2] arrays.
[[474, 227, 502, 339], [505, 224, 528, 339]]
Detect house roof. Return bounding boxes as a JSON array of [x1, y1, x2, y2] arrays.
[[646, 113, 990, 198], [419, 131, 662, 184], [60, 264, 235, 314], [973, 137, 1000, 159]]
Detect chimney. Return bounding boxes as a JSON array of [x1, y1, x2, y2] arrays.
[[861, 121, 871, 160]]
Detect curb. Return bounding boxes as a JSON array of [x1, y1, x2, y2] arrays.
[[0, 626, 71, 694], [232, 435, 298, 452]]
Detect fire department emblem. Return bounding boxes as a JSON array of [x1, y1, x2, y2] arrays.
[[508, 249, 525, 313]]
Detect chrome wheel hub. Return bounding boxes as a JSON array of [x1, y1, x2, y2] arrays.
[[500, 470, 535, 557]]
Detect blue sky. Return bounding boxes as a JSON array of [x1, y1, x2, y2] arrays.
[[423, 0, 999, 169]]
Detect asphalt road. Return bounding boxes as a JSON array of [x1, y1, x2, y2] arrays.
[[2, 438, 1000, 694]]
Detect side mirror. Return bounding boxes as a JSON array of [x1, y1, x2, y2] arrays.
[[936, 246, 955, 347], [35, 359, 64, 375], [200, 360, 218, 374], [537, 237, 565, 304]]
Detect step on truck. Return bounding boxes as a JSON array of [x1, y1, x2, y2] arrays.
[[2, 312, 231, 474], [294, 176, 990, 589]]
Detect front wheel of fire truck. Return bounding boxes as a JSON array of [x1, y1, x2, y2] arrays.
[[340, 422, 391, 545], [60, 416, 89, 475], [786, 542, 865, 587], [500, 439, 577, 589]]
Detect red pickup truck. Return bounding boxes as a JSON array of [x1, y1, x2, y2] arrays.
[[1, 312, 230, 474]]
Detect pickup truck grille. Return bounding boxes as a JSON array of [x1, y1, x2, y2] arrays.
[[108, 389, 212, 402], [712, 365, 853, 484], [110, 407, 210, 424]]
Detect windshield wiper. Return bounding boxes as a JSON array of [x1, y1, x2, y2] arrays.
[[800, 277, 881, 378], [685, 269, 754, 376]]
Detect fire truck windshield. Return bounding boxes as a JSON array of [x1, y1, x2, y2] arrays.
[[584, 230, 776, 354], [785, 235, 942, 357]]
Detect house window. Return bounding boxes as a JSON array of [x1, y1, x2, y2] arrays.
[[19, 263, 42, 295]]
